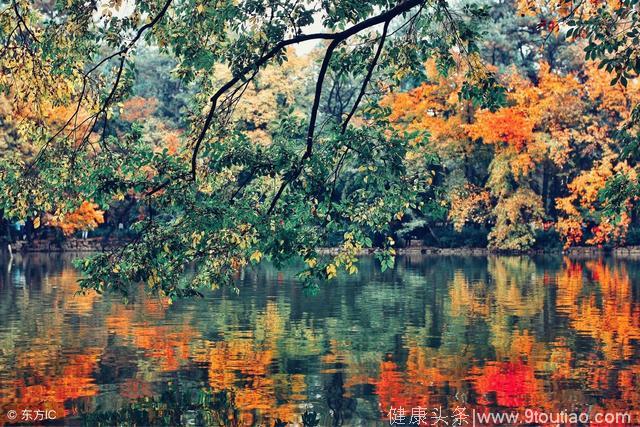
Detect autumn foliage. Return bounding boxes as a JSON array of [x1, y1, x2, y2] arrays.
[[466, 107, 534, 151], [47, 201, 105, 236], [387, 59, 640, 250]]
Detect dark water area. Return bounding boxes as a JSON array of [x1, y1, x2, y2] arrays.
[[0, 254, 639, 426]]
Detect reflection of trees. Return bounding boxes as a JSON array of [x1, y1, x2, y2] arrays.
[[0, 253, 105, 419], [313, 255, 640, 420], [0, 254, 639, 425], [82, 387, 240, 427], [553, 258, 640, 419], [558, 259, 640, 360]]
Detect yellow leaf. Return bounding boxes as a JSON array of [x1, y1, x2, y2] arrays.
[[33, 217, 40, 229], [305, 258, 317, 268], [250, 250, 263, 263], [326, 263, 337, 279]]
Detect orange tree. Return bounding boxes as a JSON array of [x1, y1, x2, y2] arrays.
[[391, 0, 638, 253], [47, 201, 105, 236], [518, 0, 640, 244], [386, 59, 640, 249]]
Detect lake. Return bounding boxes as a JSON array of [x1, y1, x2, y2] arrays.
[[0, 254, 639, 426]]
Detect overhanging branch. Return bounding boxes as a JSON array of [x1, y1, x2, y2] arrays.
[[189, 0, 425, 181], [26, 0, 174, 173]]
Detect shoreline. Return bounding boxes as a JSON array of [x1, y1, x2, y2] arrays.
[[318, 246, 640, 257], [8, 238, 640, 258]]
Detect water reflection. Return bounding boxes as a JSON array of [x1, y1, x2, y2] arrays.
[[0, 254, 639, 425]]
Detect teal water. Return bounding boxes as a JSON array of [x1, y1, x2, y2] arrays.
[[0, 254, 639, 426]]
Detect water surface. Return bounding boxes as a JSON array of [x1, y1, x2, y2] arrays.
[[0, 254, 639, 425]]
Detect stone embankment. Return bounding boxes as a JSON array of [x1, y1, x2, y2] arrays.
[[9, 239, 640, 258], [318, 246, 640, 257], [12, 238, 125, 253]]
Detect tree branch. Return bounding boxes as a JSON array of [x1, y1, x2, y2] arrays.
[[266, 38, 340, 214], [12, 1, 39, 43], [25, 0, 173, 173], [341, 19, 390, 133], [322, 21, 391, 223], [189, 0, 425, 180]]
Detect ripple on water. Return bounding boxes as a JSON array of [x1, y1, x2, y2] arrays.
[[0, 254, 639, 425]]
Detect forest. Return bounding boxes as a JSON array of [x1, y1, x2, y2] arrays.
[[1, 0, 640, 297]]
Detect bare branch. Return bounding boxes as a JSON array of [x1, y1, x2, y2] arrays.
[[25, 0, 174, 172], [265, 11, 400, 214], [321, 21, 391, 222], [190, 0, 425, 180], [266, 37, 341, 214], [341, 19, 390, 133], [12, 1, 39, 43]]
